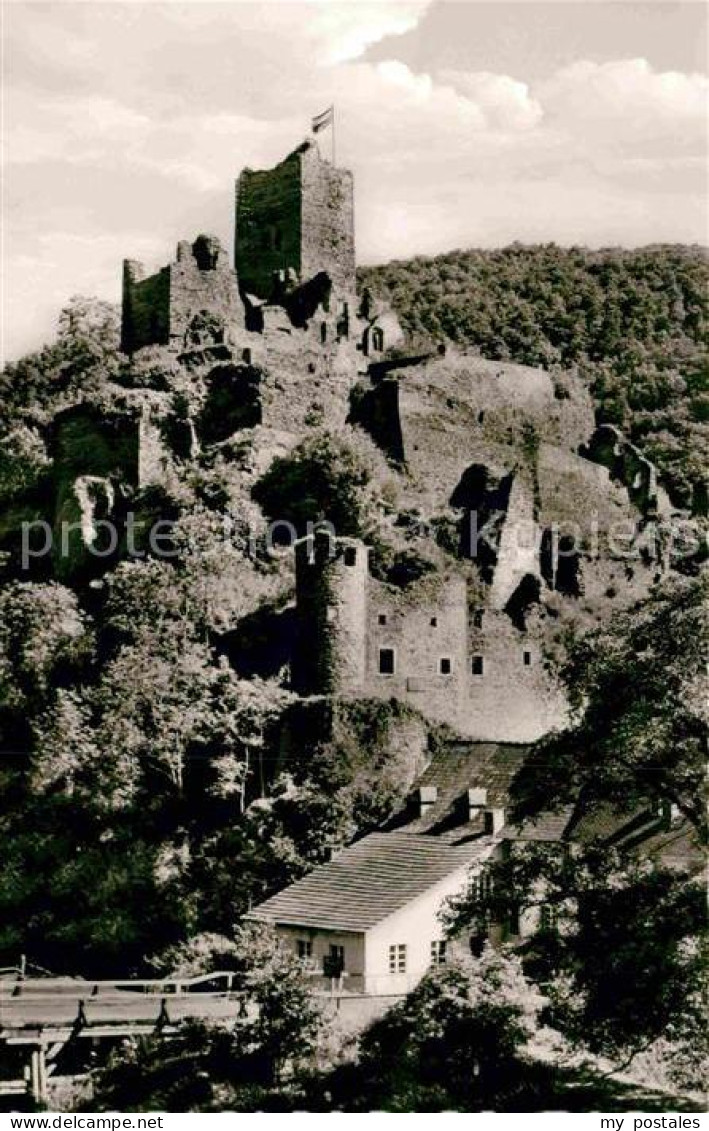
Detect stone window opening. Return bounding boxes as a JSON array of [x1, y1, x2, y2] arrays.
[[379, 647, 395, 676], [430, 940, 447, 967], [371, 326, 384, 352], [389, 943, 407, 973], [430, 616, 438, 627], [523, 650, 532, 666], [473, 609, 484, 629], [440, 657, 452, 675], [320, 322, 328, 344], [343, 546, 357, 566], [472, 655, 484, 676], [378, 614, 387, 625], [507, 905, 521, 937]]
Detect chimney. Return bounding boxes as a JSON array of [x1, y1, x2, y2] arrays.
[[418, 785, 438, 818], [467, 787, 487, 822], [484, 807, 506, 836]]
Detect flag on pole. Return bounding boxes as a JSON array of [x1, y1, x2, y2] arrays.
[[311, 105, 334, 134]]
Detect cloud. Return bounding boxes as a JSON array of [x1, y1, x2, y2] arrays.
[[310, 0, 432, 64], [539, 57, 707, 130], [438, 70, 543, 131]]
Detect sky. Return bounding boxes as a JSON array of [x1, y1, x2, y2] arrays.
[[3, 0, 708, 362]]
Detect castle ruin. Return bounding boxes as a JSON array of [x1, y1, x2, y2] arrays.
[[12, 132, 675, 744]]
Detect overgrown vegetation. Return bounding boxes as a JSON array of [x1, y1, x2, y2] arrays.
[[0, 242, 706, 1109]]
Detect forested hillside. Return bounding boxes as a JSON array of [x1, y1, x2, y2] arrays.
[[0, 245, 706, 1108], [359, 244, 708, 508]]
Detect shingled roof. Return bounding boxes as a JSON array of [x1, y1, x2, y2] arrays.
[[389, 742, 530, 838], [248, 832, 490, 932]]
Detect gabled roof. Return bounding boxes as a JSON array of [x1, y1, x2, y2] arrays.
[[390, 742, 529, 838], [501, 807, 576, 842], [248, 832, 489, 933]]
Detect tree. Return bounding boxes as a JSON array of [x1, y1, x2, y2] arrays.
[[252, 428, 386, 539], [0, 297, 121, 428], [357, 947, 544, 1110], [229, 922, 324, 1088], [0, 424, 50, 502], [88, 924, 324, 1111], [443, 843, 707, 1074], [0, 582, 93, 718], [511, 573, 708, 841]]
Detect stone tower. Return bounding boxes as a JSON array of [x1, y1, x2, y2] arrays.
[[235, 139, 355, 305], [121, 235, 244, 355], [293, 531, 368, 696]]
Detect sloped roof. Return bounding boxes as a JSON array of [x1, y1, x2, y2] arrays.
[[568, 803, 705, 875], [248, 832, 488, 933], [501, 807, 576, 842], [391, 742, 530, 837]]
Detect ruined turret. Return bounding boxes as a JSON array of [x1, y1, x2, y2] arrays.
[[121, 234, 245, 354]]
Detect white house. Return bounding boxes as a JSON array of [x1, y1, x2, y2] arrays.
[[248, 831, 494, 995]]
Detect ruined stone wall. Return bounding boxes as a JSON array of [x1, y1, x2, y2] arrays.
[[290, 556, 563, 740], [362, 574, 469, 729], [51, 407, 142, 486], [487, 471, 540, 611], [121, 237, 244, 355], [255, 310, 360, 435], [299, 142, 355, 300], [138, 409, 171, 489], [582, 424, 670, 518], [121, 261, 170, 354], [235, 140, 355, 303], [235, 153, 302, 300], [462, 609, 567, 742], [361, 352, 595, 513], [168, 237, 244, 349]]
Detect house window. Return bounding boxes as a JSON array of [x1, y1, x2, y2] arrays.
[[324, 944, 345, 978], [540, 904, 559, 932], [343, 546, 357, 566], [297, 939, 313, 959], [379, 647, 395, 676], [523, 650, 532, 666], [389, 944, 407, 973], [508, 905, 521, 936], [378, 614, 387, 625], [439, 657, 452, 675], [469, 869, 493, 901], [473, 609, 484, 629], [430, 940, 447, 967], [320, 322, 328, 344], [372, 326, 384, 352], [472, 655, 484, 676], [430, 616, 438, 627]]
